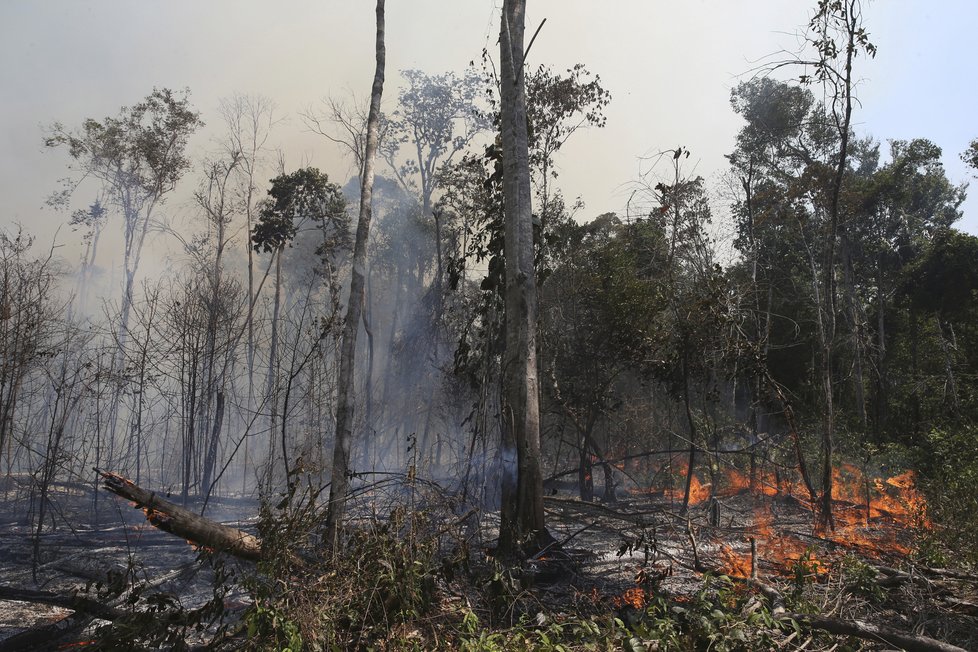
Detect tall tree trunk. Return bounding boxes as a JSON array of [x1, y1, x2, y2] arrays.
[[577, 425, 594, 503], [360, 270, 376, 469], [841, 233, 867, 428], [264, 250, 283, 490], [936, 316, 958, 414], [816, 0, 861, 533], [202, 390, 225, 504], [498, 0, 548, 557], [873, 262, 887, 438], [201, 210, 228, 503], [107, 200, 158, 471], [909, 305, 921, 434], [324, 0, 385, 551], [680, 351, 699, 514]]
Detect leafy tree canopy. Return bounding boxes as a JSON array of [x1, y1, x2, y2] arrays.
[[253, 167, 347, 254]]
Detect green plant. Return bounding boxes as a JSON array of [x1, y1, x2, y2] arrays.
[[624, 576, 784, 651], [840, 554, 885, 604], [244, 604, 303, 652], [785, 548, 822, 609], [458, 607, 612, 652], [916, 426, 978, 566], [238, 472, 457, 650]]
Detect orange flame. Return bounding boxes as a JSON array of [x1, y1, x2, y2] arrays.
[[588, 587, 602, 605], [719, 543, 752, 578], [664, 466, 712, 505], [707, 464, 930, 577], [622, 457, 929, 568], [613, 587, 648, 610]]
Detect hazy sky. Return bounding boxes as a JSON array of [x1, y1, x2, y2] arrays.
[[2, 1, 976, 265]]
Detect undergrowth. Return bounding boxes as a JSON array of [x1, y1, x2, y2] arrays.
[[915, 425, 978, 567], [227, 472, 800, 651], [85, 467, 978, 651]]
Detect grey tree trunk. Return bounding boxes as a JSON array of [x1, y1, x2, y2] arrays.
[[498, 0, 547, 557], [936, 317, 959, 412], [815, 0, 866, 532], [324, 0, 385, 551], [840, 232, 867, 428], [818, 43, 853, 535], [263, 250, 282, 491]]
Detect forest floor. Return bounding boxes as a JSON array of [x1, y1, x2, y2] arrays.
[[529, 473, 978, 650], [0, 480, 258, 647], [1, 470, 977, 650]]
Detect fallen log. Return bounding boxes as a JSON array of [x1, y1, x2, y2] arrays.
[[943, 597, 978, 617], [920, 567, 978, 583], [0, 611, 94, 652], [0, 561, 201, 650], [0, 586, 125, 621], [95, 469, 262, 562], [783, 613, 969, 652]]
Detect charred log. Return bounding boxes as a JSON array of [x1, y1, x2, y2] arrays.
[[0, 586, 124, 621], [0, 612, 94, 652], [96, 469, 262, 561]]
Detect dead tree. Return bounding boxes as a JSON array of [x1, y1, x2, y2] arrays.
[[96, 469, 262, 561], [324, 0, 386, 550]]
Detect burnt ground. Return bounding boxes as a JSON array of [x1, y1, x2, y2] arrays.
[[532, 486, 978, 650], [0, 481, 259, 645], [1, 475, 977, 650]]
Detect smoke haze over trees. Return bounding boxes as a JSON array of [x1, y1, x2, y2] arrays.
[[1, 2, 978, 650]]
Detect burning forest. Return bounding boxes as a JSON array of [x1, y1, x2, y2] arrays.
[[2, 0, 978, 650]]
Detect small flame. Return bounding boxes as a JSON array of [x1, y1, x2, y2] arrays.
[[719, 543, 752, 578], [664, 467, 712, 505], [720, 467, 804, 499], [613, 587, 647, 610]]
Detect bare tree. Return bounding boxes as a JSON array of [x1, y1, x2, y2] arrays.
[[803, 0, 875, 531], [756, 0, 875, 530], [193, 155, 241, 500], [218, 94, 278, 398], [303, 95, 378, 174], [45, 89, 203, 457], [0, 231, 62, 474]]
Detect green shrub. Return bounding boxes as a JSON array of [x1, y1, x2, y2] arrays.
[[916, 425, 978, 566], [240, 479, 445, 650]]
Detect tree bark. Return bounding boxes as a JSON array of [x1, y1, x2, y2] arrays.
[[324, 0, 385, 551], [264, 249, 283, 490], [936, 316, 958, 413], [0, 586, 126, 622], [841, 232, 867, 427], [498, 0, 548, 557]]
